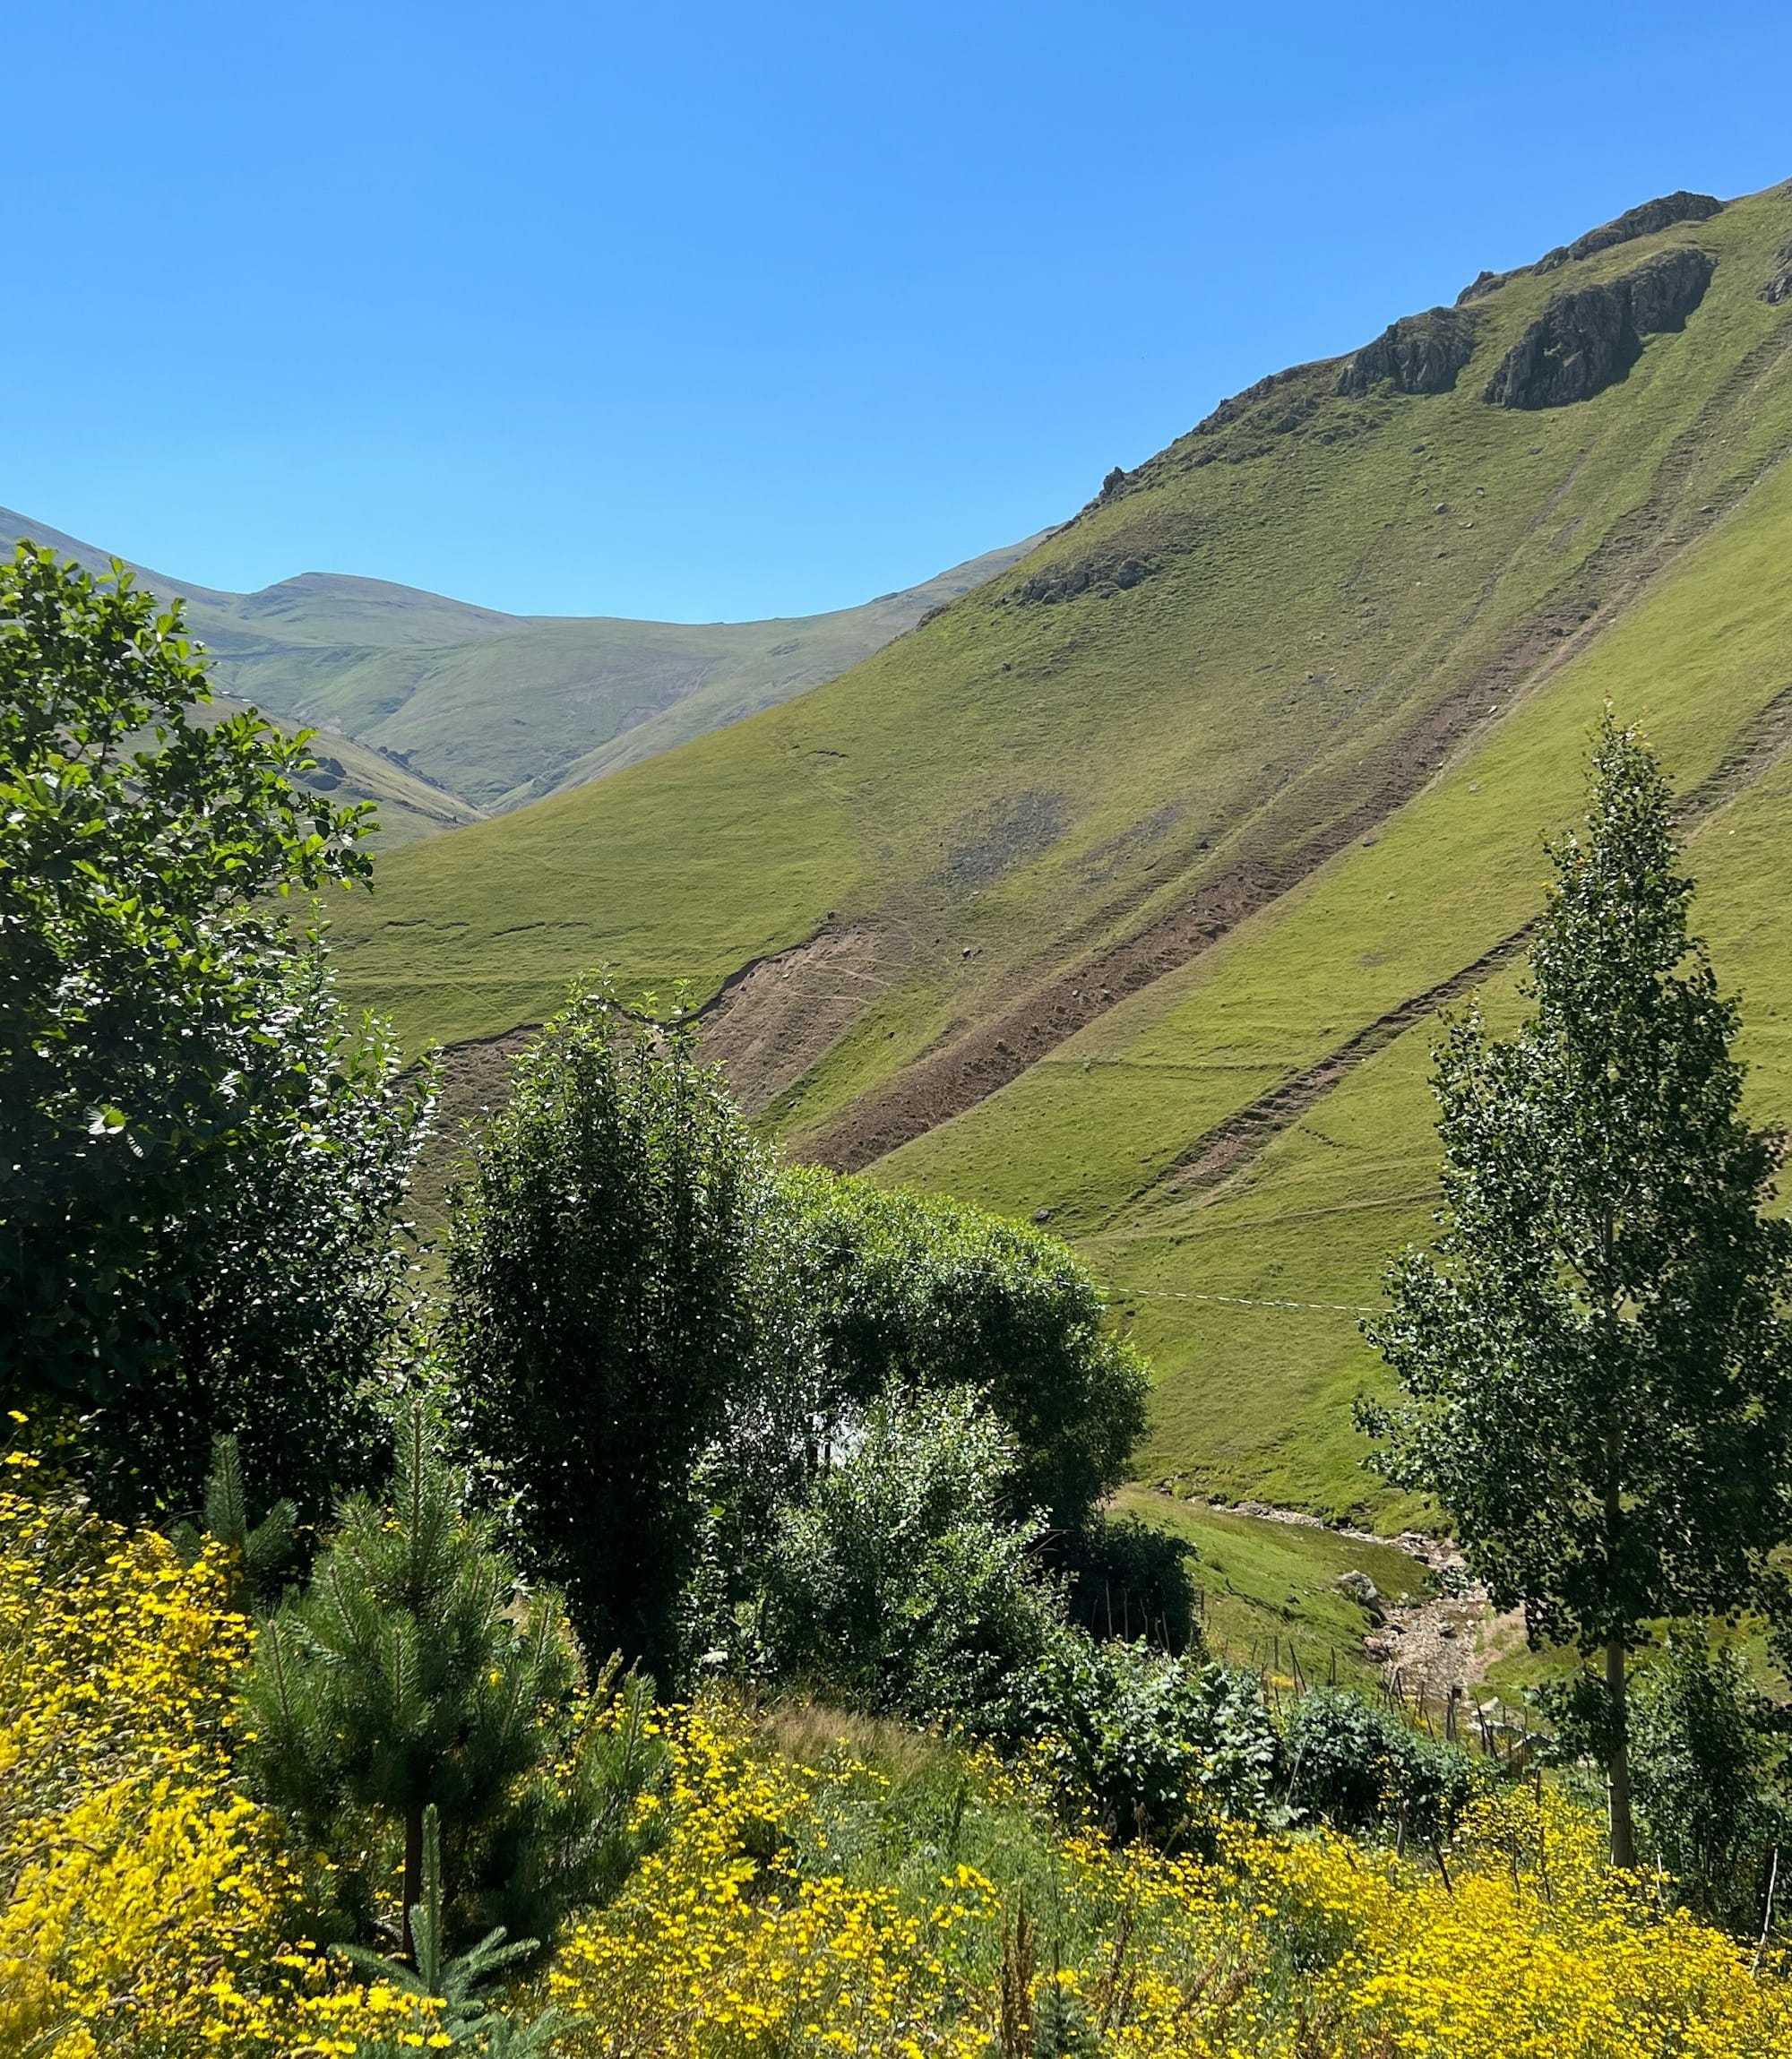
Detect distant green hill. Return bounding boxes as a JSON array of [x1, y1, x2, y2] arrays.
[[0, 506, 1037, 823], [321, 177, 1792, 1518]]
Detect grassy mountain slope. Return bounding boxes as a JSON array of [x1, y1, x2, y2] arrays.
[[333, 178, 1792, 1513], [194, 696, 487, 849], [0, 504, 1035, 820], [884, 452, 1792, 1519]]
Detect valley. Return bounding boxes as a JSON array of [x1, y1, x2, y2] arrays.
[[323, 177, 1792, 1526]]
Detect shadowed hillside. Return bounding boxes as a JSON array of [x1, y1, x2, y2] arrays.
[[332, 177, 1792, 1512]]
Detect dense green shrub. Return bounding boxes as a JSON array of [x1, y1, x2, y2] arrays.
[[1004, 1638, 1280, 1846], [0, 545, 430, 1521], [1055, 1512, 1202, 1653], [1283, 1688, 1477, 1846], [779, 1167, 1149, 1534], [753, 1388, 1063, 1726]]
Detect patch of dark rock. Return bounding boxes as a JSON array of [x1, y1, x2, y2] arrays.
[[1007, 552, 1157, 607], [1484, 248, 1715, 409], [1337, 1571, 1386, 1620], [1763, 243, 1792, 306], [1337, 307, 1478, 396], [1533, 190, 1723, 274], [1457, 266, 1522, 305], [945, 790, 1068, 891]]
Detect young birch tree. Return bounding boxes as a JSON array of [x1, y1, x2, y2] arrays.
[[1361, 718, 1792, 1869]]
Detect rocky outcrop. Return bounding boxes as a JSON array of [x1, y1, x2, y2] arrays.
[[1764, 243, 1792, 306], [1191, 363, 1318, 437], [1484, 248, 1715, 409], [1007, 551, 1155, 606], [1534, 190, 1724, 273], [1457, 267, 1518, 306], [1336, 307, 1478, 396], [1458, 191, 1723, 305]]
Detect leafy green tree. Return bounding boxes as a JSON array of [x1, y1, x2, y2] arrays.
[[0, 543, 430, 1518], [446, 983, 772, 1682], [1631, 1633, 1788, 1931], [246, 1402, 665, 1958], [754, 1388, 1064, 1724], [778, 1167, 1149, 1534], [1361, 719, 1792, 1868]]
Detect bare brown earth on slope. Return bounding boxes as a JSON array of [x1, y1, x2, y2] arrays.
[[799, 319, 1792, 1175], [1142, 671, 1792, 1206], [695, 924, 897, 1116]]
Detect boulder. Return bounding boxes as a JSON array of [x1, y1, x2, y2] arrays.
[[1337, 1569, 1385, 1616], [1484, 249, 1715, 410], [1533, 190, 1724, 274], [1336, 307, 1478, 397]]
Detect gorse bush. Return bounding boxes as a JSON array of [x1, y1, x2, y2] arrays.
[[541, 1699, 1792, 2059], [0, 1475, 478, 2057], [6, 1477, 1792, 2057]]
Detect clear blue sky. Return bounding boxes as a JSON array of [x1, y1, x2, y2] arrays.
[[5, 2, 1790, 621]]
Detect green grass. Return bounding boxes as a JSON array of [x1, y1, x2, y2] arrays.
[[196, 696, 487, 849], [323, 177, 1792, 1512], [1, 503, 1033, 824], [1112, 1490, 1431, 1693]]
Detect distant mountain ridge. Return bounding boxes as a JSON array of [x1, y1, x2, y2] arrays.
[[0, 504, 1040, 838]]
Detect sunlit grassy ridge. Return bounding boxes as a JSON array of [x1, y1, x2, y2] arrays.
[[333, 179, 1792, 1507], [1, 504, 1031, 827]]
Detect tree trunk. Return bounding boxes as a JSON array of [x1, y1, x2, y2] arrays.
[[401, 1805, 424, 1962], [1605, 1638, 1636, 1870]]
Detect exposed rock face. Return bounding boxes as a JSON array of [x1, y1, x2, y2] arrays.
[[1485, 248, 1715, 409], [1534, 190, 1724, 273], [1457, 267, 1514, 306], [1764, 243, 1792, 306], [1622, 246, 1716, 333], [1191, 363, 1317, 437], [1008, 551, 1155, 605], [1336, 307, 1478, 396], [1458, 192, 1723, 306]]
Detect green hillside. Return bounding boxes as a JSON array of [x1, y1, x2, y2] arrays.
[[333, 177, 1792, 1516], [0, 504, 1034, 820]]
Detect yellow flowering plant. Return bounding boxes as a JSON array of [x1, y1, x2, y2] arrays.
[[5, 1464, 1792, 2059]]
